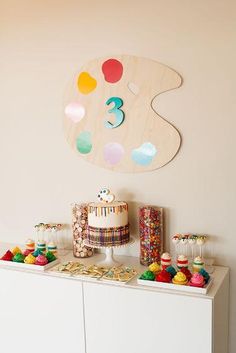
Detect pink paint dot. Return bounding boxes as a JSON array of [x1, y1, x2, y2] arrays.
[[104, 143, 124, 165], [102, 59, 123, 83], [65, 102, 85, 123]]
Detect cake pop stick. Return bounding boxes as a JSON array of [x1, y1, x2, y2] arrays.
[[197, 235, 206, 258], [180, 234, 189, 256], [188, 234, 197, 260], [172, 234, 180, 259], [38, 223, 45, 242]]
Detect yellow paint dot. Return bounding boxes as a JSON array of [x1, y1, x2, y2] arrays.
[[77, 72, 97, 94]]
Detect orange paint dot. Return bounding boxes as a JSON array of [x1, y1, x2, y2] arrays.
[[77, 72, 97, 94]]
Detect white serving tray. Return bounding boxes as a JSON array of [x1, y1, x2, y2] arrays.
[[137, 277, 213, 294], [0, 258, 60, 271]]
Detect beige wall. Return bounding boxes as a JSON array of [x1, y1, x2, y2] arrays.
[[0, 0, 235, 351]]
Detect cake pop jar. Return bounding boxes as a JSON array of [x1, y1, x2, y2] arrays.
[[139, 206, 163, 266]]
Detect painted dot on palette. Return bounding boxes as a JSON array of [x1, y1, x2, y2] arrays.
[[104, 142, 124, 165], [76, 131, 92, 154], [102, 59, 123, 83], [65, 102, 85, 123], [77, 72, 97, 94], [131, 142, 157, 166]]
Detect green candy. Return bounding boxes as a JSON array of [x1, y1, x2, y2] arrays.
[[13, 253, 25, 263], [46, 251, 56, 263], [140, 270, 155, 281]]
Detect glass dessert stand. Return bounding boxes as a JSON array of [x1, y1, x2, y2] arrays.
[[84, 237, 135, 267]]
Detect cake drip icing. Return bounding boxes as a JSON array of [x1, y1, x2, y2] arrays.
[[88, 203, 128, 217]]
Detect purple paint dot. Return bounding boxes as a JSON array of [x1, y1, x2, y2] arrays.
[[104, 143, 124, 165]]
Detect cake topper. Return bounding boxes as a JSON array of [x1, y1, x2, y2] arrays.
[[97, 188, 115, 203]]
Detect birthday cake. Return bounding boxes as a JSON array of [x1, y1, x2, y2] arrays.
[[87, 189, 129, 246]]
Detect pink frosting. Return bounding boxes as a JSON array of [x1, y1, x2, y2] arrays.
[[35, 254, 48, 266], [190, 273, 204, 287]]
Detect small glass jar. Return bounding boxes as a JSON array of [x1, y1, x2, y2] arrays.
[[72, 203, 94, 258]]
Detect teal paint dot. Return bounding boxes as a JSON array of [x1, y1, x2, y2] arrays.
[[76, 131, 92, 154], [131, 142, 157, 166]]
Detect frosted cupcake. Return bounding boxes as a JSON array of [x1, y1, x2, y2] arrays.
[[24, 253, 36, 264], [192, 256, 204, 272], [161, 253, 171, 269], [172, 272, 188, 285], [177, 255, 188, 269], [189, 273, 205, 287], [11, 246, 22, 256], [37, 240, 46, 253], [148, 262, 160, 274], [47, 242, 57, 256], [156, 270, 172, 283], [25, 239, 35, 252], [35, 254, 48, 266]]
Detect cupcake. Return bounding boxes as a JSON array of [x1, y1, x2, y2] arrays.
[[11, 246, 22, 256], [180, 267, 192, 281], [177, 255, 188, 269], [47, 241, 57, 256], [199, 268, 210, 284], [189, 273, 205, 287], [23, 249, 32, 256], [13, 253, 25, 263], [148, 262, 160, 274], [1, 250, 14, 261], [25, 239, 35, 252], [192, 256, 204, 273], [35, 254, 48, 266], [156, 269, 172, 283], [37, 240, 46, 253], [24, 253, 36, 264], [166, 266, 177, 278], [139, 270, 155, 281], [33, 249, 43, 257], [172, 272, 188, 285], [46, 251, 56, 263], [161, 253, 171, 269]]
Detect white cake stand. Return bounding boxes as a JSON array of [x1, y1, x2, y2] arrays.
[[84, 237, 135, 267]]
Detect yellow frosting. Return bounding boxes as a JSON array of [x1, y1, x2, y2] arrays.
[[148, 262, 160, 274], [24, 253, 36, 264], [172, 271, 188, 285], [12, 246, 22, 255]]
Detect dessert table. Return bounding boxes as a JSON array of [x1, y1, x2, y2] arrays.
[[0, 243, 229, 353]]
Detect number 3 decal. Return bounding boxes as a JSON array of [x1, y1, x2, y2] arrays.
[[104, 97, 125, 129]]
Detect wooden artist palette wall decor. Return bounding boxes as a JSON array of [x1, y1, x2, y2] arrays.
[[64, 55, 182, 173]]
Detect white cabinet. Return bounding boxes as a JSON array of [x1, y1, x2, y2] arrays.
[[83, 283, 213, 353], [0, 268, 85, 353], [0, 254, 229, 353]]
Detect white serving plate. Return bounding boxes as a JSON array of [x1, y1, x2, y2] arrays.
[[137, 277, 213, 294], [0, 258, 60, 271]]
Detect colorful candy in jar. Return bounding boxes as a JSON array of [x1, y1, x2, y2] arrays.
[[139, 206, 163, 266]]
